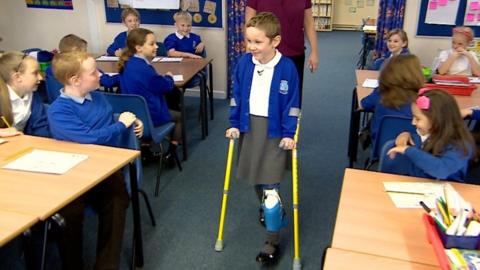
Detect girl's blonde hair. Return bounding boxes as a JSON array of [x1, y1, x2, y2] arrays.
[[245, 12, 281, 40], [118, 28, 154, 72], [121, 7, 140, 21], [52, 51, 90, 85], [379, 54, 424, 108], [453, 26, 474, 43], [0, 51, 32, 128], [387, 28, 409, 48], [418, 89, 474, 156]]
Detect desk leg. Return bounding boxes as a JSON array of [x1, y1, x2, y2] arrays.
[[347, 87, 360, 168], [209, 62, 214, 120], [199, 74, 206, 140], [202, 72, 208, 137], [180, 87, 188, 161], [129, 162, 144, 268]]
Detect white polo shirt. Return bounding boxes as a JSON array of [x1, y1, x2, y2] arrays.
[[250, 50, 282, 117], [8, 85, 32, 131]]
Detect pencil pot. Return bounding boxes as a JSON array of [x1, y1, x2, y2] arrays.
[[437, 224, 480, 249]]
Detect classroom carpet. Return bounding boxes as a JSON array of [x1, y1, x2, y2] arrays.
[[81, 30, 362, 270]]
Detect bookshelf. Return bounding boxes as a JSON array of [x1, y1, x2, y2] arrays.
[[312, 0, 333, 31]]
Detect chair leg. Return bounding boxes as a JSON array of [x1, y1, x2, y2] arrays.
[[138, 188, 156, 227], [154, 145, 164, 197], [172, 147, 183, 171]]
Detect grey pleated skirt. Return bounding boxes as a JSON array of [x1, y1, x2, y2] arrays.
[[236, 115, 286, 185]]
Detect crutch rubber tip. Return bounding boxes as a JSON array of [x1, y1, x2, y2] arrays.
[[293, 259, 302, 270], [214, 240, 224, 252]]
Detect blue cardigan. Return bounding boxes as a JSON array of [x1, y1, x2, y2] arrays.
[[47, 91, 126, 147], [230, 53, 300, 138], [164, 33, 202, 54], [361, 87, 413, 141], [107, 31, 127, 56], [372, 48, 410, 71], [119, 56, 175, 126], [23, 91, 51, 137]]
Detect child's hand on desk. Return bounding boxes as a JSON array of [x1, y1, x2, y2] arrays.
[[119, 112, 137, 128], [461, 108, 473, 118], [185, 52, 202, 59], [387, 145, 409, 159], [134, 119, 144, 138], [225, 128, 239, 139], [165, 71, 174, 77], [279, 138, 296, 150], [395, 131, 414, 147], [0, 127, 21, 137], [195, 43, 205, 55], [114, 49, 123, 57]]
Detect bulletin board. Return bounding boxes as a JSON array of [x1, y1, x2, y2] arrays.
[[104, 0, 222, 28], [417, 0, 480, 37]]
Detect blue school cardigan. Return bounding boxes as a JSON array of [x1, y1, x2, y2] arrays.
[[24, 91, 51, 137], [164, 32, 202, 55], [107, 31, 127, 56], [229, 53, 300, 138], [119, 56, 174, 126]]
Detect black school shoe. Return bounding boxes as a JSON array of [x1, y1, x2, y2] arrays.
[[255, 244, 280, 266]]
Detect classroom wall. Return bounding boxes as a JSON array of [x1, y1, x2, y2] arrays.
[[333, 1, 378, 28], [403, 2, 450, 68], [0, 0, 227, 97]]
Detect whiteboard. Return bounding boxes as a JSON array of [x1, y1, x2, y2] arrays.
[[124, 0, 180, 10]]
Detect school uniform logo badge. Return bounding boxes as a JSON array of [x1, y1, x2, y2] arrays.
[[279, 80, 289, 95]]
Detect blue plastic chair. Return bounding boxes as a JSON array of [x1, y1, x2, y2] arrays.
[[103, 92, 181, 196], [378, 140, 414, 176], [156, 42, 167, 57], [365, 115, 416, 170]]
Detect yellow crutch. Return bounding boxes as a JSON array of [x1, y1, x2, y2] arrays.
[[292, 116, 302, 270], [214, 139, 235, 252]]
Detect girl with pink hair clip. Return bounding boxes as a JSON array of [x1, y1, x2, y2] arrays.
[[436, 26, 480, 77], [384, 89, 474, 181]]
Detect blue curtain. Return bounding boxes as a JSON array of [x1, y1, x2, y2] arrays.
[[374, 0, 406, 58], [227, 0, 246, 98]]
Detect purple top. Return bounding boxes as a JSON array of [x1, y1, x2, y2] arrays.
[[247, 0, 312, 57]]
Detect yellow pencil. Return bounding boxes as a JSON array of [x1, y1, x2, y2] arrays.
[[1, 116, 11, 128]]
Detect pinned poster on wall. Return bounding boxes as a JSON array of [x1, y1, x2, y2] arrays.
[[25, 0, 73, 10], [465, 0, 480, 25], [425, 0, 460, 25]]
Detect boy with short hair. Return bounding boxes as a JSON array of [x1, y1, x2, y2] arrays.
[[107, 7, 140, 56], [48, 51, 143, 269], [164, 11, 204, 59]]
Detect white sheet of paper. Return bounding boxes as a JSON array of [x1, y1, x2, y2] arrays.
[[96, 56, 119, 61], [153, 57, 183, 63], [425, 0, 460, 25], [3, 149, 88, 175], [0, 138, 6, 144], [362, 78, 379, 88], [105, 72, 119, 76], [383, 182, 445, 209], [173, 75, 184, 82], [469, 77, 480, 83]]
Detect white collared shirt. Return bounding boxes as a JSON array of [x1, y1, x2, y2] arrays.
[[175, 31, 190, 39], [8, 85, 32, 131], [249, 50, 282, 117]]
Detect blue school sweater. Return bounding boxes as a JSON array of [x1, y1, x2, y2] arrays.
[[229, 53, 300, 138], [107, 31, 127, 56], [361, 87, 413, 141], [23, 91, 51, 137], [372, 48, 410, 71], [164, 32, 202, 55], [47, 91, 126, 147], [472, 109, 480, 119], [119, 55, 174, 126], [402, 134, 471, 181]]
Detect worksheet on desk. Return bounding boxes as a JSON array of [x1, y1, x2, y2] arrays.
[[383, 182, 445, 209], [2, 149, 88, 175]]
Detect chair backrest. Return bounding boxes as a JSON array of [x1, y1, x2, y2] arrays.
[[372, 115, 416, 160], [378, 139, 413, 176], [102, 92, 155, 140], [118, 126, 143, 195], [156, 42, 167, 57], [45, 71, 63, 104]]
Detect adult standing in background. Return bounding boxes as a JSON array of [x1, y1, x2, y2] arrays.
[[245, 0, 319, 106]]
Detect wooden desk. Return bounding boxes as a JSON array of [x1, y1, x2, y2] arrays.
[[0, 210, 37, 246], [323, 248, 439, 270], [96, 58, 213, 160], [331, 169, 480, 267], [0, 135, 144, 267]]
